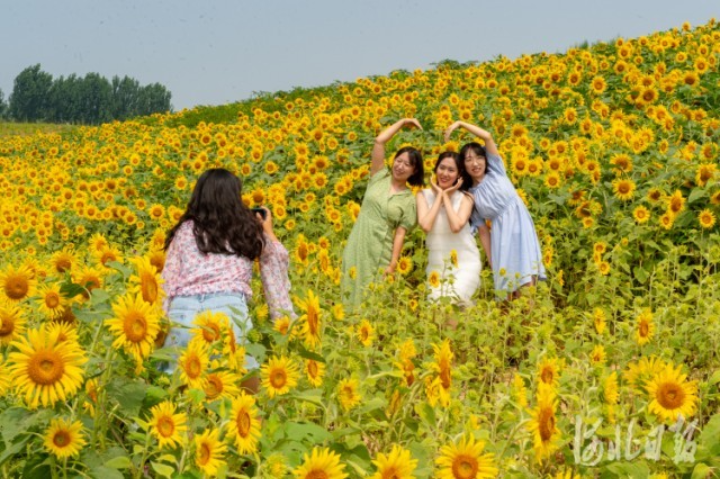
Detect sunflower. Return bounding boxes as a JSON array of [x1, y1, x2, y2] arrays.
[[592, 308, 606, 334], [698, 209, 716, 229], [128, 257, 164, 307], [105, 293, 161, 364], [88, 233, 109, 253], [204, 368, 242, 402], [148, 400, 188, 449], [604, 372, 619, 405], [435, 434, 498, 479], [178, 341, 209, 389], [226, 392, 261, 455], [432, 340, 453, 390], [369, 444, 418, 479], [294, 447, 348, 479], [527, 386, 561, 463], [36, 283, 66, 319], [7, 327, 87, 409], [429, 270, 441, 289], [1, 264, 36, 302], [0, 300, 25, 345], [512, 373, 528, 408], [396, 256, 413, 276], [95, 245, 123, 268], [194, 428, 227, 477], [50, 248, 77, 274], [261, 355, 299, 398], [612, 178, 636, 201], [646, 363, 699, 423], [633, 205, 650, 224], [73, 266, 103, 298], [659, 212, 674, 230], [635, 309, 655, 346], [296, 290, 322, 349], [337, 377, 361, 411], [537, 358, 561, 388], [43, 418, 87, 459], [625, 356, 667, 392], [357, 319, 374, 347], [190, 310, 229, 348], [667, 190, 685, 215], [305, 359, 326, 387], [590, 345, 606, 366], [696, 163, 716, 187], [45, 321, 79, 344]]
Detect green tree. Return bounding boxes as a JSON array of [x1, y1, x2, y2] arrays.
[[0, 88, 7, 119], [137, 82, 172, 116], [9, 64, 53, 121], [110, 75, 140, 120], [78, 73, 112, 124]]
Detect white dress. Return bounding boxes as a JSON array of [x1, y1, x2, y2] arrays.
[[423, 189, 481, 306]]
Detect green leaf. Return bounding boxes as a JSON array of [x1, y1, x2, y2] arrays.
[[89, 466, 125, 479], [104, 455, 133, 469], [0, 435, 32, 467], [106, 378, 148, 417], [688, 188, 707, 204], [151, 461, 176, 478], [284, 422, 332, 444], [691, 463, 713, 479], [606, 461, 650, 478]]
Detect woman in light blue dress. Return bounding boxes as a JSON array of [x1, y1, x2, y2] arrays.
[[444, 121, 545, 299]]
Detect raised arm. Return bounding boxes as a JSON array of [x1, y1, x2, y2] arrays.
[[444, 191, 475, 234], [256, 207, 297, 320], [416, 181, 444, 233], [443, 121, 499, 157], [371, 118, 423, 176]]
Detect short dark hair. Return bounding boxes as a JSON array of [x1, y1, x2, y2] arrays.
[[394, 146, 425, 187]]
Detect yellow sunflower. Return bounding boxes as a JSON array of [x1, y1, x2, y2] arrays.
[[190, 310, 229, 348], [305, 359, 326, 387], [646, 363, 699, 423], [592, 308, 606, 334], [203, 369, 241, 402], [43, 418, 87, 459], [604, 372, 619, 405], [178, 341, 209, 390], [148, 400, 188, 449], [128, 257, 164, 307], [105, 293, 161, 364], [45, 321, 79, 344], [194, 428, 227, 477], [429, 270, 441, 289], [226, 392, 262, 455], [294, 447, 348, 479], [435, 434, 498, 479], [635, 308, 654, 346], [261, 355, 299, 398], [537, 357, 561, 388], [527, 386, 561, 463], [612, 178, 636, 201], [369, 444, 418, 479], [633, 205, 650, 224], [357, 319, 374, 347], [698, 209, 716, 229], [396, 256, 413, 276], [296, 290, 322, 349], [625, 355, 667, 392], [1, 264, 36, 302], [0, 300, 25, 345], [590, 345, 606, 366], [337, 377, 361, 411], [50, 248, 77, 274], [36, 283, 66, 319], [7, 327, 87, 409]]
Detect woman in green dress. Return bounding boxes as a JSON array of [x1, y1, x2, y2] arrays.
[[342, 118, 425, 307]]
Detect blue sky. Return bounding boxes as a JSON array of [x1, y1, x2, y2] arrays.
[[1, 1, 717, 111]]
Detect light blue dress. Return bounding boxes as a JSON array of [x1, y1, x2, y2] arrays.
[[469, 153, 546, 294]]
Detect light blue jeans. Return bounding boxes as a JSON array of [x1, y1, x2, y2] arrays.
[[163, 292, 259, 371]]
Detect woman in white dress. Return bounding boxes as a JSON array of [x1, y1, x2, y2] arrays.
[[416, 151, 481, 306]]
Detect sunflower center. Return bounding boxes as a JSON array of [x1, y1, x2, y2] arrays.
[[157, 416, 175, 437], [657, 382, 686, 409], [440, 367, 451, 389], [270, 369, 287, 389], [202, 323, 221, 343], [141, 273, 158, 303], [237, 411, 251, 437], [382, 467, 401, 479], [307, 309, 318, 335], [28, 350, 65, 385], [197, 443, 211, 465], [307, 361, 318, 378], [639, 321, 649, 337], [0, 315, 15, 336], [186, 356, 202, 379], [538, 406, 556, 442], [540, 368, 554, 385], [451, 454, 479, 479], [53, 430, 71, 448], [305, 471, 328, 479], [123, 311, 148, 343], [55, 258, 72, 273], [4, 275, 29, 300], [205, 375, 222, 400], [45, 292, 61, 309]]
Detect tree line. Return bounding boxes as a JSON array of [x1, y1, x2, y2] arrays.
[[0, 65, 172, 124]]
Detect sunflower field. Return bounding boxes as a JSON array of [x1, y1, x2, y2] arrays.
[[1, 18, 720, 479]]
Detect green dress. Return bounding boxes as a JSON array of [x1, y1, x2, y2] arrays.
[[342, 167, 417, 307]]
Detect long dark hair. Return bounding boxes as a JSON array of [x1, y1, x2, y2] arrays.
[[164, 168, 264, 259], [394, 146, 425, 187], [458, 142, 488, 191], [435, 151, 462, 178]]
